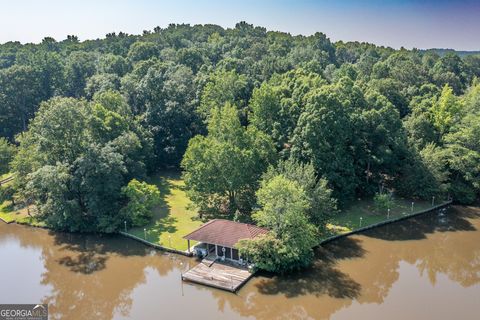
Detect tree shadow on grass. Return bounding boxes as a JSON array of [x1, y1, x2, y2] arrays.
[[255, 237, 365, 299], [361, 206, 477, 241], [146, 216, 179, 244], [147, 173, 173, 221]]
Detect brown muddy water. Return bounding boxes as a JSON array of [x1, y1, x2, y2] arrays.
[[0, 206, 479, 320]]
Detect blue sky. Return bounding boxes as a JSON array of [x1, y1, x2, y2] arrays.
[[0, 0, 479, 50]]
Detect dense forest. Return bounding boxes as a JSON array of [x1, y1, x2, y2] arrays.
[[0, 22, 479, 270]]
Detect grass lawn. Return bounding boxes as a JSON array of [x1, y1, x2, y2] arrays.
[[126, 171, 203, 251], [0, 200, 45, 227], [0, 173, 12, 181], [1, 174, 45, 227], [0, 201, 18, 223], [329, 196, 448, 234]]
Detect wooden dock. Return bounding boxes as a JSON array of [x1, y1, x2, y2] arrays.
[[182, 258, 253, 292]]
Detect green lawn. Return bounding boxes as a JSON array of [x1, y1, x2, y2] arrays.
[[126, 171, 203, 251], [1, 174, 45, 227], [0, 200, 45, 226], [0, 201, 17, 223], [328, 196, 447, 234], [0, 173, 12, 181]]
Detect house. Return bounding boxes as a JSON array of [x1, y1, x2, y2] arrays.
[[183, 219, 268, 262]]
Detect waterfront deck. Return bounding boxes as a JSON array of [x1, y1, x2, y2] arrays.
[[182, 258, 253, 292]]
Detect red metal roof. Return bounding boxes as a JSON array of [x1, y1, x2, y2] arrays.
[[183, 219, 269, 248]]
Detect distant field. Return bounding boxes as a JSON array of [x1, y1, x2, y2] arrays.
[[126, 171, 203, 251]]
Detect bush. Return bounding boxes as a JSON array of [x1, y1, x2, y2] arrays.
[[373, 192, 394, 211], [121, 179, 160, 227], [237, 232, 314, 273], [0, 184, 15, 204]]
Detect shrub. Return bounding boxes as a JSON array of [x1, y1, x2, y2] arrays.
[[373, 192, 394, 211], [121, 179, 160, 227]]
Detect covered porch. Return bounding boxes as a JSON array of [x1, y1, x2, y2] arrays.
[[182, 219, 268, 291], [190, 241, 241, 262], [184, 218, 268, 262]]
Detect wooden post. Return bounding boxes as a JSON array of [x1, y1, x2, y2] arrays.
[[187, 239, 190, 253]]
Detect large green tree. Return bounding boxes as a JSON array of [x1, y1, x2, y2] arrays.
[[237, 174, 317, 273], [13, 95, 152, 232], [263, 159, 337, 232], [122, 60, 200, 166], [291, 83, 357, 203], [182, 103, 275, 216]]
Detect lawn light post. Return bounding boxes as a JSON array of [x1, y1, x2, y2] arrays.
[[124, 221, 127, 232], [411, 202, 414, 212], [432, 196, 435, 206], [144, 228, 147, 240], [387, 208, 390, 219], [359, 217, 363, 227]]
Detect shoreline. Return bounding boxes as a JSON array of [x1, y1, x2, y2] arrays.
[[319, 200, 452, 245], [1, 200, 453, 257]]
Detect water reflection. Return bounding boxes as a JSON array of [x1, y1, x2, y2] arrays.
[[215, 206, 480, 319], [255, 237, 365, 299], [0, 206, 479, 320], [0, 225, 191, 320]]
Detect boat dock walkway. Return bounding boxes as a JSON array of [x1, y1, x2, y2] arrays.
[[182, 258, 253, 292]]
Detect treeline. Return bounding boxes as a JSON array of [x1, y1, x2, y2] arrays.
[[1, 22, 479, 240]]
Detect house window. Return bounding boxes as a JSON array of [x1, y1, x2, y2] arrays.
[[232, 249, 239, 260], [225, 247, 232, 259], [216, 246, 224, 256]]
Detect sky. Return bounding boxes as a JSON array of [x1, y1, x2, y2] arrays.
[[0, 0, 479, 50]]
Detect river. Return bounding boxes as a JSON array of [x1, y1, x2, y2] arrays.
[[0, 206, 479, 319]]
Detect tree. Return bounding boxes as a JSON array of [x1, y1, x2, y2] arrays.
[[431, 53, 467, 94], [121, 61, 200, 167], [353, 90, 408, 195], [0, 65, 43, 139], [0, 183, 15, 205], [431, 85, 463, 135], [443, 113, 480, 203], [249, 69, 326, 150], [237, 175, 317, 273], [394, 147, 442, 200], [291, 84, 357, 204], [85, 73, 120, 99], [12, 96, 151, 232], [182, 103, 275, 216], [98, 54, 130, 76], [127, 42, 159, 63], [198, 69, 249, 119], [0, 138, 16, 175], [263, 159, 337, 232], [62, 51, 96, 98], [121, 179, 160, 227]]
